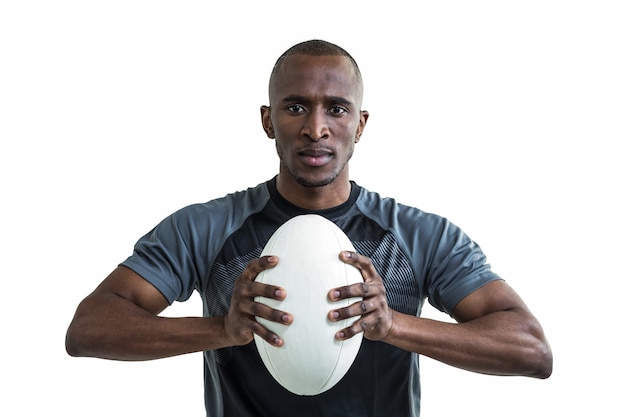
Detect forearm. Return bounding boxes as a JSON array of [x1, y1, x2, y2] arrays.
[[384, 309, 552, 378], [65, 293, 230, 361]]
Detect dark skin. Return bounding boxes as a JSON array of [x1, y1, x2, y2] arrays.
[[66, 54, 552, 379]]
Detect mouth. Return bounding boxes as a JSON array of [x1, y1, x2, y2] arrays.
[[298, 147, 334, 167]]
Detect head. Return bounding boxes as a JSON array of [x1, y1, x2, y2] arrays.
[[268, 40, 365, 107], [261, 40, 369, 198]]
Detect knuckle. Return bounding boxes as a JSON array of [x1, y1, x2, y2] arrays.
[[344, 324, 358, 338], [271, 309, 285, 323], [338, 287, 351, 299], [249, 301, 262, 316], [335, 307, 348, 320], [263, 284, 279, 298], [250, 321, 266, 337]]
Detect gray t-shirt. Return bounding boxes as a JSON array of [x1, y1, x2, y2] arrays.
[[121, 177, 501, 417]]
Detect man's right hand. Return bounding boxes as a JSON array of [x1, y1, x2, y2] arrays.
[[223, 255, 293, 347]]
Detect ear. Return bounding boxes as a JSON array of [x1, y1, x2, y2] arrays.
[[354, 110, 369, 143], [260, 105, 275, 139]]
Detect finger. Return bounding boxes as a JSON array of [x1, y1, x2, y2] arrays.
[[338, 250, 372, 276], [247, 319, 285, 347], [248, 300, 294, 347], [339, 250, 380, 284], [334, 317, 366, 340], [334, 315, 387, 341], [328, 299, 372, 322], [248, 300, 293, 326], [247, 281, 287, 301], [328, 281, 372, 301], [238, 256, 285, 300], [242, 255, 279, 280]]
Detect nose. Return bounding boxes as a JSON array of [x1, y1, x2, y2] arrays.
[[301, 108, 329, 142]]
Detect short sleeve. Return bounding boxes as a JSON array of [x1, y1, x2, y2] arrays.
[[120, 207, 206, 304], [425, 220, 502, 316]]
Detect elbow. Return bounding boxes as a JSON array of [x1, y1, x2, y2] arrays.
[[506, 318, 553, 379], [503, 337, 552, 379], [533, 341, 553, 379], [65, 298, 103, 358], [65, 321, 91, 358], [519, 315, 553, 379], [525, 327, 553, 379], [65, 327, 82, 357]]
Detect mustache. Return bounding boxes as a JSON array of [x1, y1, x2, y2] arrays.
[[297, 146, 334, 156]]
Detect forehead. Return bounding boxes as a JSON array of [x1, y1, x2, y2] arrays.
[[269, 55, 361, 104]]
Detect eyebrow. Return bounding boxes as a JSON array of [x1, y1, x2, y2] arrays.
[[280, 94, 354, 107]]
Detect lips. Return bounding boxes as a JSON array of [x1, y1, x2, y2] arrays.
[[298, 148, 333, 167]]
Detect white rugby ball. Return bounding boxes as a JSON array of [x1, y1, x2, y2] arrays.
[[253, 214, 363, 396]]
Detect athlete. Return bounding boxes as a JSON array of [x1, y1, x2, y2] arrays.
[[66, 39, 553, 416]]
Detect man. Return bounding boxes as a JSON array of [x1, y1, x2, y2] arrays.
[[66, 39, 552, 416]]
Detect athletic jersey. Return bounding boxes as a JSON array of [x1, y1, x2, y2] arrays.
[[121, 177, 501, 417]]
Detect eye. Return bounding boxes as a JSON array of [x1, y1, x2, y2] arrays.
[[287, 104, 306, 113], [328, 106, 348, 116]]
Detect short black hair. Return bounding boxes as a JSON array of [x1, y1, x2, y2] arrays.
[[270, 39, 363, 87]]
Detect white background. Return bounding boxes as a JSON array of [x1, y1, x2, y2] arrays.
[[1, 1, 624, 415]]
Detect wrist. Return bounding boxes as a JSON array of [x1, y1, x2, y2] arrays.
[[380, 310, 395, 342]]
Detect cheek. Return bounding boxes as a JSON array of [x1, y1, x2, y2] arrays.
[[339, 119, 361, 143], [274, 137, 290, 163], [272, 119, 300, 141]]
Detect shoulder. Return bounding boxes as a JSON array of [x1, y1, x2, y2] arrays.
[[352, 183, 481, 273], [136, 180, 273, 263], [170, 181, 271, 230], [353, 184, 450, 238]]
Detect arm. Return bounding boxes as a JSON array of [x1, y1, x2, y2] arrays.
[[65, 257, 293, 361], [328, 251, 553, 379], [386, 280, 552, 378]]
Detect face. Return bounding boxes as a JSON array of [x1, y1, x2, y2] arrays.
[[261, 55, 368, 189]]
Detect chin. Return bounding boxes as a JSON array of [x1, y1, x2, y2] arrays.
[[284, 159, 347, 188], [293, 171, 339, 188], [295, 176, 335, 188]]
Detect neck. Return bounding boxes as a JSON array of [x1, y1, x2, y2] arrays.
[[276, 173, 352, 211]]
